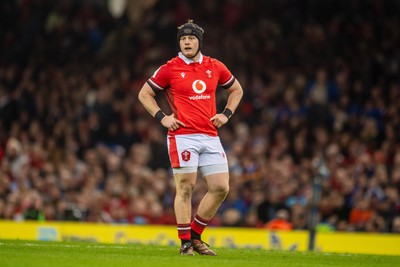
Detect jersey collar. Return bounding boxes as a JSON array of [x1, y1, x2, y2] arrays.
[[178, 52, 203, 65]]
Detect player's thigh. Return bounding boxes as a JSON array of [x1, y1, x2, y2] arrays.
[[173, 169, 197, 192], [167, 135, 200, 168], [198, 136, 227, 166], [203, 171, 229, 193]]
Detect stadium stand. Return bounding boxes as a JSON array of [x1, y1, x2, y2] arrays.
[[0, 0, 399, 233]]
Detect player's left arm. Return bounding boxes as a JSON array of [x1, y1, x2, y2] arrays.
[[210, 79, 243, 128]]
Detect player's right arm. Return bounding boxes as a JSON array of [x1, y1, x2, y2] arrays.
[[138, 83, 185, 131]]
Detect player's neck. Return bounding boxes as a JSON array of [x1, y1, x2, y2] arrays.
[[179, 52, 203, 65]]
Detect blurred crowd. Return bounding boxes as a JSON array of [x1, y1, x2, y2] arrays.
[[1, 0, 400, 233]]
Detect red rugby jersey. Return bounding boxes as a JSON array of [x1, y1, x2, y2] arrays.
[[147, 53, 235, 136]]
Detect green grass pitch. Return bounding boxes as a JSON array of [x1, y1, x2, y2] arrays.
[[0, 239, 399, 267]]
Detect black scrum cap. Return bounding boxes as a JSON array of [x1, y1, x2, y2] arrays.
[[177, 19, 204, 49]]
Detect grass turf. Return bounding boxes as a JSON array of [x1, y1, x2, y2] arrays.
[[0, 239, 399, 267]]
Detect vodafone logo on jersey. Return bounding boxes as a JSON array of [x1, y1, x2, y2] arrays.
[[189, 79, 210, 100], [192, 80, 207, 94]]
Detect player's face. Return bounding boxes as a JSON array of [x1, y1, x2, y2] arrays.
[[179, 35, 199, 58]]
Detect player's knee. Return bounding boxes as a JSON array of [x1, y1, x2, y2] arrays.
[[177, 183, 194, 199], [212, 184, 229, 197], [221, 185, 229, 197]]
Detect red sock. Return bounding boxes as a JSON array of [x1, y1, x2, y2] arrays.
[[191, 215, 209, 236], [177, 223, 191, 241]]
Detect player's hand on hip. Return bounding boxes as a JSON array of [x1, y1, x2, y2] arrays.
[[210, 113, 228, 128], [161, 114, 186, 131]]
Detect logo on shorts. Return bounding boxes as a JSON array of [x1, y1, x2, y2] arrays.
[[181, 150, 191, 161]]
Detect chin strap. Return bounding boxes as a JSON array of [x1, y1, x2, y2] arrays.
[[191, 50, 200, 59]]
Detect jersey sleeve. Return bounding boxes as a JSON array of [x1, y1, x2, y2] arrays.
[[216, 60, 235, 89], [147, 64, 170, 93]]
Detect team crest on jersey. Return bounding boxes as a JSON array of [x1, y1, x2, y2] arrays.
[[192, 80, 207, 94], [181, 150, 191, 161], [205, 69, 213, 78]]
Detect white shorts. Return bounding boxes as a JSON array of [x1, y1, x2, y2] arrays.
[[167, 134, 228, 169]]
